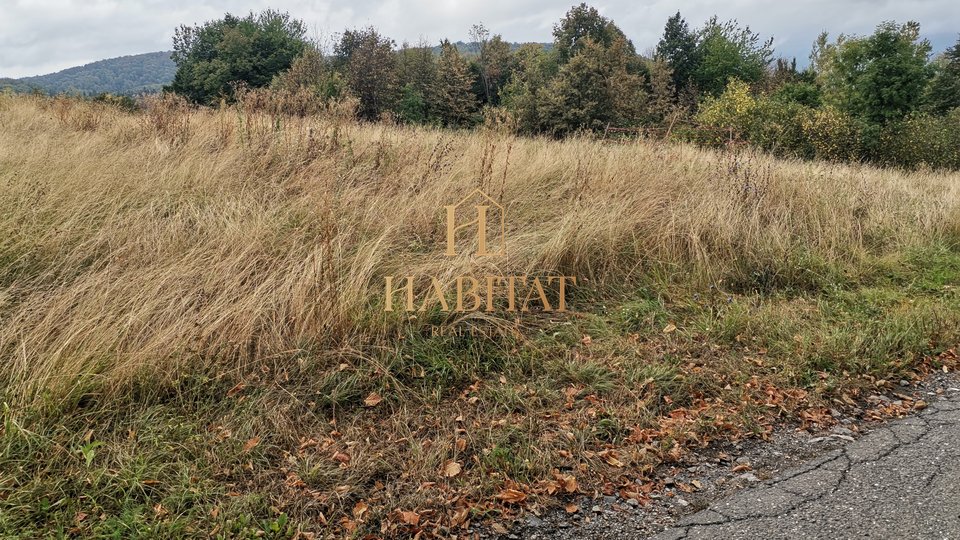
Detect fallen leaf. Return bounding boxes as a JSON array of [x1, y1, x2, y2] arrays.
[[352, 501, 368, 521], [226, 382, 246, 397], [581, 335, 593, 346], [399, 510, 420, 526], [565, 503, 579, 514], [598, 449, 625, 467], [732, 463, 752, 473], [491, 522, 509, 534], [363, 392, 383, 407], [496, 488, 528, 504], [442, 460, 462, 478], [333, 451, 351, 464], [242, 437, 261, 453], [663, 323, 677, 334]]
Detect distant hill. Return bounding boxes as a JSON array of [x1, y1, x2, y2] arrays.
[[0, 51, 176, 96], [0, 43, 553, 97]]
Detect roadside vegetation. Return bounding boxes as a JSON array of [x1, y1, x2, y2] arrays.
[[1, 92, 959, 537], [157, 5, 960, 171]]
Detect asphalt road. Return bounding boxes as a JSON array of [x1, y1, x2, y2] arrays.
[[653, 393, 960, 539]]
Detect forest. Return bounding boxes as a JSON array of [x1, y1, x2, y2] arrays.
[[163, 5, 960, 169]]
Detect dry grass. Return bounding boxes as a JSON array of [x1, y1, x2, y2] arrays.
[[2, 94, 958, 405], [1, 93, 959, 537]]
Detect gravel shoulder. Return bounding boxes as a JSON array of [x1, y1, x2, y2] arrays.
[[505, 373, 960, 540]]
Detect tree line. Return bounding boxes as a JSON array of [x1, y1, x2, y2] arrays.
[[165, 5, 960, 169]]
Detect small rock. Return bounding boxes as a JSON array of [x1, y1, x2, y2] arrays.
[[807, 436, 827, 444], [603, 495, 617, 504], [557, 521, 570, 529], [525, 516, 545, 528], [592, 505, 602, 514], [676, 497, 690, 507], [830, 434, 855, 442], [830, 427, 853, 436], [735, 456, 751, 464], [627, 498, 640, 507], [737, 473, 760, 483], [900, 379, 910, 387], [663, 477, 675, 486]]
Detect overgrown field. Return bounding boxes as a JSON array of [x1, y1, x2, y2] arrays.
[[1, 94, 960, 538]]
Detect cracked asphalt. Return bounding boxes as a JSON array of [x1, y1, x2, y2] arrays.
[[653, 393, 960, 539]]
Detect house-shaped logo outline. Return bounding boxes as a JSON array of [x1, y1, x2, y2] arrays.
[[444, 188, 506, 257]]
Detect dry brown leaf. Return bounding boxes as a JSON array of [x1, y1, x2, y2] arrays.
[[496, 488, 528, 504], [442, 460, 462, 478], [242, 436, 261, 453], [333, 451, 351, 464], [352, 501, 368, 520], [732, 463, 752, 473], [226, 382, 246, 397], [363, 392, 383, 407], [598, 449, 625, 467], [491, 522, 509, 534], [399, 510, 420, 526], [565, 503, 579, 514], [663, 323, 677, 334]]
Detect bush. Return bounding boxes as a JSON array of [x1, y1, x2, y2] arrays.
[[873, 111, 960, 170], [798, 106, 863, 162]]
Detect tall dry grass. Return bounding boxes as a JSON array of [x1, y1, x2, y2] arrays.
[[1, 93, 959, 409]]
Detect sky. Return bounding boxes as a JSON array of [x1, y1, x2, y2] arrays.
[[1, 0, 958, 78]]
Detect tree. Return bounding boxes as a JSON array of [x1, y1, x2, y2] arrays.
[[433, 40, 477, 127], [539, 37, 646, 135], [552, 3, 634, 64], [817, 21, 932, 124], [693, 17, 773, 97], [169, 10, 307, 104], [396, 41, 438, 123], [335, 27, 397, 120], [655, 12, 700, 97], [271, 46, 346, 101], [469, 25, 514, 106], [925, 36, 960, 115], [500, 44, 557, 132]]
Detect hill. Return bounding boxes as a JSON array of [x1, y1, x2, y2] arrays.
[[1, 94, 959, 537], [0, 51, 175, 95]]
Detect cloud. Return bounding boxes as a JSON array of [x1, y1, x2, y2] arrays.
[[1, 0, 957, 78]]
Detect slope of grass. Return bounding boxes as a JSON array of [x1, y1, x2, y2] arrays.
[[1, 94, 959, 537]]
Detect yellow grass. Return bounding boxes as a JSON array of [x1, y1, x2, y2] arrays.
[[1, 93, 958, 407]]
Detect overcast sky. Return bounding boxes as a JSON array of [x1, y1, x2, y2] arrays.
[[1, 0, 958, 78]]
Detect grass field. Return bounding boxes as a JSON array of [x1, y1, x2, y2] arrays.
[[2, 93, 960, 538]]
